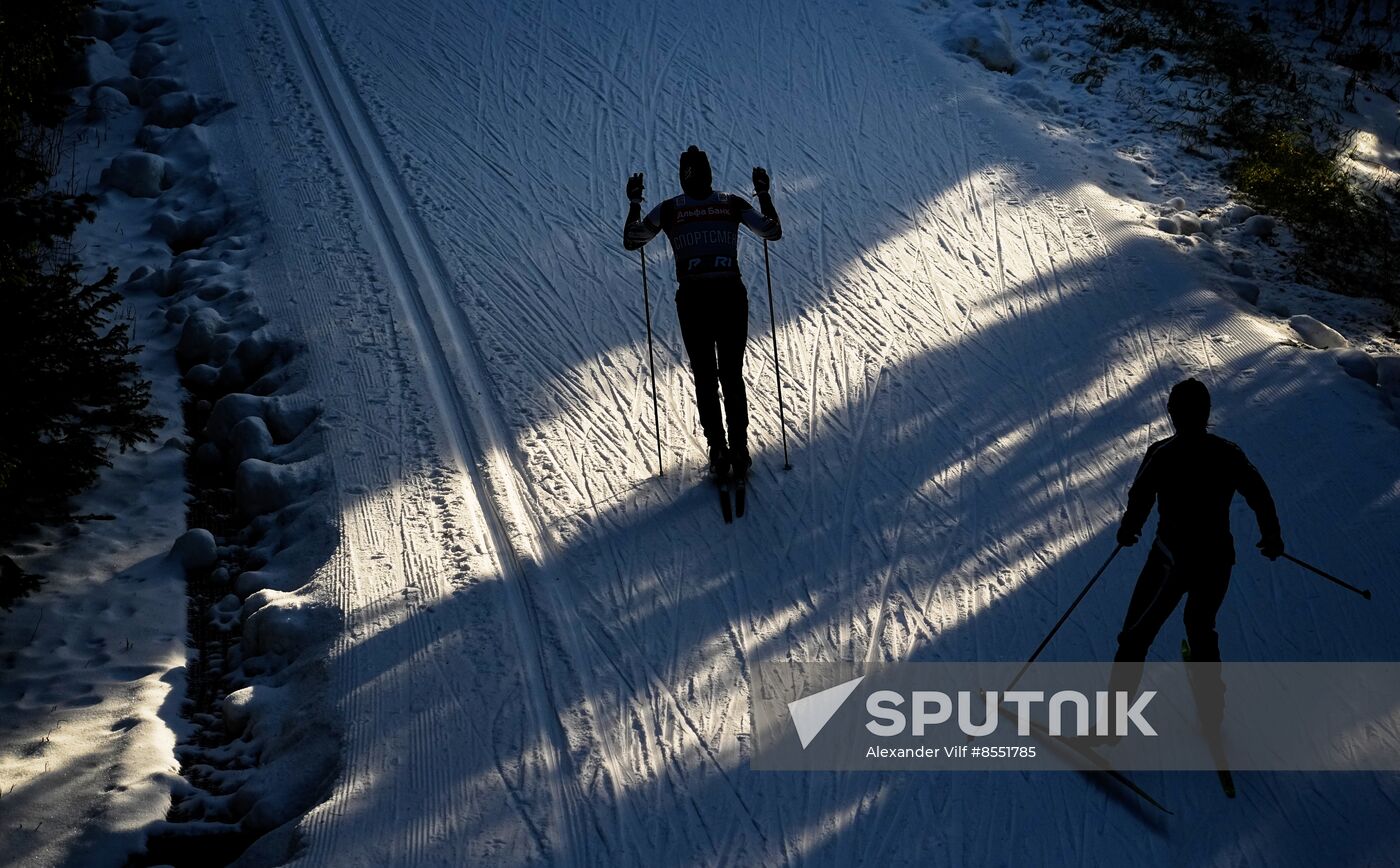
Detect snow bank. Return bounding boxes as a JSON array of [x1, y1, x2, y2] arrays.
[[1333, 348, 1378, 386], [1007, 78, 1060, 114], [146, 90, 199, 127], [235, 458, 326, 517], [944, 8, 1019, 74], [153, 205, 228, 252], [84, 39, 129, 84], [1289, 314, 1348, 349], [1377, 356, 1400, 410], [102, 151, 170, 197], [206, 393, 318, 444], [130, 40, 168, 78], [0, 2, 340, 861], [1225, 278, 1260, 305], [155, 228, 336, 852], [242, 594, 337, 659], [170, 528, 218, 573], [1151, 198, 1212, 237], [141, 160, 337, 856], [138, 75, 185, 107], [81, 7, 130, 42], [1221, 203, 1256, 225]]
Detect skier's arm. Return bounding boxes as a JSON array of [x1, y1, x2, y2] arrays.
[[624, 202, 662, 250], [736, 195, 781, 241], [623, 172, 661, 250], [742, 165, 782, 240], [1235, 449, 1283, 552], [1117, 446, 1160, 544]]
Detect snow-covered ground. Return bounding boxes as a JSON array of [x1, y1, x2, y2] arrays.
[[0, 337, 189, 867], [5, 0, 1400, 864], [0, 85, 193, 866], [2, 4, 334, 865]]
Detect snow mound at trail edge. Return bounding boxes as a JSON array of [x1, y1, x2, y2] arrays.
[[943, 7, 1019, 74]]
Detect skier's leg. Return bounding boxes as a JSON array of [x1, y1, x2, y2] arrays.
[[1182, 563, 1230, 662], [1183, 563, 1232, 731], [1109, 546, 1186, 703], [1114, 546, 1186, 663], [675, 285, 725, 453], [716, 280, 751, 469]]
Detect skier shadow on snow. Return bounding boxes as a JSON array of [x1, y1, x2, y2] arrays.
[[329, 213, 1400, 863]]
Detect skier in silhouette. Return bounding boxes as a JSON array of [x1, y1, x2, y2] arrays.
[[623, 145, 782, 479], [1108, 377, 1284, 734]]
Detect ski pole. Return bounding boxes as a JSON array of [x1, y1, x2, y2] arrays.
[[640, 249, 664, 476], [1006, 545, 1123, 693], [1282, 553, 1371, 600], [763, 239, 792, 470]]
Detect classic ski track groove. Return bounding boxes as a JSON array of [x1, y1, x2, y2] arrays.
[[271, 0, 611, 859]]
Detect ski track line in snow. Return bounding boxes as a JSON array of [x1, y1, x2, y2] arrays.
[[269, 0, 611, 860], [179, 0, 520, 859]]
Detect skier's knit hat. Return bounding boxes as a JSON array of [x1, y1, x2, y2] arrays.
[[679, 145, 713, 199], [1168, 377, 1211, 430]]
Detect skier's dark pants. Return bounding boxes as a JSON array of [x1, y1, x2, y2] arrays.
[[676, 278, 749, 452], [1110, 544, 1231, 729]]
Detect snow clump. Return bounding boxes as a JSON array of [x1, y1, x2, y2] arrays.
[[944, 8, 1019, 74], [1288, 315, 1348, 349], [1241, 214, 1276, 239], [102, 151, 170, 197], [170, 528, 218, 574], [1333, 348, 1378, 385]]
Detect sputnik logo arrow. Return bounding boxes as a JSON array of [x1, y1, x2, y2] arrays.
[[788, 676, 864, 749]]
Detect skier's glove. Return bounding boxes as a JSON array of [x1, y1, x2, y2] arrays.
[[1257, 536, 1284, 561], [627, 172, 645, 204], [1115, 527, 1139, 548], [752, 166, 771, 195]]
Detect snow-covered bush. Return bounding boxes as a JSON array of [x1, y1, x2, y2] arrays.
[[944, 8, 1019, 74]]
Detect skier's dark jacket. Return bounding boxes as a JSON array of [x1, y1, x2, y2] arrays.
[[1118, 430, 1280, 565], [623, 191, 781, 282]]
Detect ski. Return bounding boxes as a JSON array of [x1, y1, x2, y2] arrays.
[[734, 475, 747, 518], [716, 474, 733, 524], [998, 704, 1173, 815], [1181, 641, 1236, 798]]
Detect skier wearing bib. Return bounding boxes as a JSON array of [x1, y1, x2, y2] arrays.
[[623, 145, 782, 479]]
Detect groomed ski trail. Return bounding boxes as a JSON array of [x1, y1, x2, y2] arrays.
[[180, 0, 1400, 863]]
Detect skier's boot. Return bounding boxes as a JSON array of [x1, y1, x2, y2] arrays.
[[708, 443, 730, 479], [728, 444, 752, 480]]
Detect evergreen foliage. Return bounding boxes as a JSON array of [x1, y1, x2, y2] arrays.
[[1, 1, 162, 538]]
